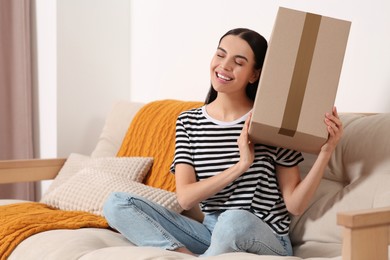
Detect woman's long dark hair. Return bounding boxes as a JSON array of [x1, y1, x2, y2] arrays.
[[205, 28, 268, 104]]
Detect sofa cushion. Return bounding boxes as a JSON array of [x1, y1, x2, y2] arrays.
[[91, 101, 145, 158], [117, 100, 203, 192], [9, 228, 134, 260], [79, 247, 303, 260], [11, 229, 302, 260]]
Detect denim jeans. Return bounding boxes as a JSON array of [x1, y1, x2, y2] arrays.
[[103, 192, 293, 256]]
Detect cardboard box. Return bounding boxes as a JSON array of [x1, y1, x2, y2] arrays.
[[249, 7, 351, 154]]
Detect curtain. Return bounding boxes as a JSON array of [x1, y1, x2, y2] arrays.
[[0, 0, 36, 200]]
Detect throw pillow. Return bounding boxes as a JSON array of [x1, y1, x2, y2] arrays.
[[41, 166, 182, 215], [43, 154, 153, 197], [44, 153, 90, 195]]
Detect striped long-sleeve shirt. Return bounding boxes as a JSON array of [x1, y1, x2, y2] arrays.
[[170, 106, 304, 235]]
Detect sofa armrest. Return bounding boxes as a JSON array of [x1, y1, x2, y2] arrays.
[[338, 207, 390, 260], [0, 158, 66, 184]]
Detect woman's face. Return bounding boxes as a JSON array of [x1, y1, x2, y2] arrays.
[[210, 35, 259, 97]]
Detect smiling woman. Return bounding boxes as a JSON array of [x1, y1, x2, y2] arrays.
[[103, 28, 295, 257], [205, 28, 267, 106], [103, 27, 343, 257], [210, 36, 258, 99]]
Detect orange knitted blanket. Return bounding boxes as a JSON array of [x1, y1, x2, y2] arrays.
[[0, 202, 108, 259], [117, 99, 203, 192]]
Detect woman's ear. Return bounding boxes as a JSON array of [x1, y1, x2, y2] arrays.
[[249, 69, 261, 84]]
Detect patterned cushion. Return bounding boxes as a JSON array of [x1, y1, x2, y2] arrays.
[[42, 166, 182, 215], [40, 155, 182, 215]]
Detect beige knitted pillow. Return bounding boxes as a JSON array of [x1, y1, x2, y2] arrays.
[[43, 154, 153, 197], [42, 166, 182, 215], [41, 155, 156, 213], [44, 153, 90, 195]]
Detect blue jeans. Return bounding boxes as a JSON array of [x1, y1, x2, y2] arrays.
[[103, 192, 293, 256]]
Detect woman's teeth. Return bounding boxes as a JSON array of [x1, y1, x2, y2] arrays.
[[217, 73, 232, 81]]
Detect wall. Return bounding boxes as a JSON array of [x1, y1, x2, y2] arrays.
[[32, 0, 57, 195], [33, 0, 56, 160], [57, 0, 131, 157]]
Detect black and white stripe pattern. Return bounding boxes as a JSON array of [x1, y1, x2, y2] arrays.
[[170, 106, 304, 235]]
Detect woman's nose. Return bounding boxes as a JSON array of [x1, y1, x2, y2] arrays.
[[220, 59, 233, 71]]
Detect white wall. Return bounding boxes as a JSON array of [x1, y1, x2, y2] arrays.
[[57, 0, 131, 157], [32, 0, 57, 196], [33, 0, 57, 159], [130, 0, 390, 113]]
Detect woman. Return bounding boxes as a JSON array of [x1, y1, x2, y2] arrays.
[[103, 28, 343, 257]]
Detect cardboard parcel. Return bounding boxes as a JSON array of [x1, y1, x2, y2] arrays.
[[249, 7, 351, 154]]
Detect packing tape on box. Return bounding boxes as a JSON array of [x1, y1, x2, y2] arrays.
[[278, 13, 322, 137]]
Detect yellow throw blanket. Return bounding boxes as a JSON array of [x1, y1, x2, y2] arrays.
[[117, 99, 203, 192], [0, 202, 108, 259]]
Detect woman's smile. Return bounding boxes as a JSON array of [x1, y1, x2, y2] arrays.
[[216, 72, 233, 82]]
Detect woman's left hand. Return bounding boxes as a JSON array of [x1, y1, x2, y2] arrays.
[[321, 106, 343, 153]]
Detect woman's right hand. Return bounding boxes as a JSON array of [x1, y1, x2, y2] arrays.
[[237, 113, 255, 171]]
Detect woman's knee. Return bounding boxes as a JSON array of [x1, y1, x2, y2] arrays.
[[212, 210, 254, 239], [209, 210, 288, 256]]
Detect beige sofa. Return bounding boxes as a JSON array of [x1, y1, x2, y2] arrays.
[[1, 100, 390, 260]]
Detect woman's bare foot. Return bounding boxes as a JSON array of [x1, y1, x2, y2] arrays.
[[174, 247, 198, 256]]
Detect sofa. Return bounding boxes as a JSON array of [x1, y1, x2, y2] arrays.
[[1, 99, 390, 260]]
